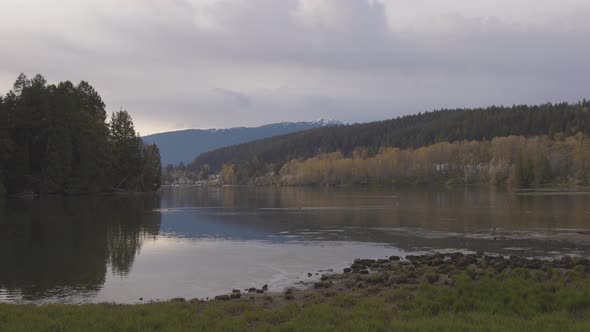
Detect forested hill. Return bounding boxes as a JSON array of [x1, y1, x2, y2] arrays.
[[190, 101, 590, 173], [0, 74, 162, 196], [143, 119, 342, 165]]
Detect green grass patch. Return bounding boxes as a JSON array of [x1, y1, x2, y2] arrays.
[[1, 271, 590, 331]]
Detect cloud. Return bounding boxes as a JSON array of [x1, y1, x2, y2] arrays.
[[1, 0, 590, 134], [213, 88, 252, 108]]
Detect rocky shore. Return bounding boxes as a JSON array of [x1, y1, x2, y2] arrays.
[[207, 252, 590, 306], [3, 251, 590, 331]]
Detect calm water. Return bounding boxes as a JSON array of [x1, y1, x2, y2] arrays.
[[1, 186, 590, 304]]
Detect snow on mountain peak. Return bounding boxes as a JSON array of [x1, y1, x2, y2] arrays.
[[312, 118, 343, 126]]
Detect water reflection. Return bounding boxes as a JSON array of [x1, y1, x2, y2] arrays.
[[157, 186, 590, 250], [0, 195, 161, 301], [1, 186, 589, 303]]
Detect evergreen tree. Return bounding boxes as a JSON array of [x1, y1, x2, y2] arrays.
[[0, 74, 161, 196], [12, 73, 31, 96], [42, 127, 73, 193], [140, 144, 162, 191], [0, 95, 11, 196], [110, 110, 143, 190]]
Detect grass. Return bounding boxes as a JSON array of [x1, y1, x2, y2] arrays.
[[1, 268, 590, 331]]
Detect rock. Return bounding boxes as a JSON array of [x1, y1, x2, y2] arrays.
[[230, 293, 241, 299], [248, 288, 257, 293], [366, 274, 386, 284], [448, 252, 465, 260], [215, 295, 231, 301], [411, 255, 430, 262], [427, 257, 444, 266], [343, 267, 352, 273], [139, 297, 143, 301], [456, 256, 477, 268], [262, 284, 269, 291], [351, 263, 367, 270], [425, 273, 439, 284], [320, 275, 328, 281], [232, 289, 241, 294], [466, 255, 479, 264], [360, 269, 369, 274], [455, 259, 468, 268], [559, 256, 574, 269], [308, 273, 312, 277], [437, 264, 453, 274], [526, 259, 542, 270], [313, 281, 332, 289], [354, 258, 376, 266], [494, 260, 509, 273], [508, 255, 524, 268], [389, 256, 401, 261]]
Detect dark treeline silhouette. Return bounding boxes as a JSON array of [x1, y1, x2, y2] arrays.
[[184, 100, 590, 184], [0, 74, 161, 196]]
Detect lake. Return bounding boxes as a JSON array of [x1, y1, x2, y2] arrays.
[[1, 186, 589, 304]]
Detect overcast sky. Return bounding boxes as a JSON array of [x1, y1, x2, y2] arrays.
[[1, 0, 590, 135]]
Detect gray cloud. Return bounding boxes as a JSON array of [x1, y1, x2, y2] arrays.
[[212, 88, 252, 108], [1, 0, 589, 134]]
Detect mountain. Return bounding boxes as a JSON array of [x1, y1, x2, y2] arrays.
[[142, 119, 342, 165], [189, 100, 590, 174]]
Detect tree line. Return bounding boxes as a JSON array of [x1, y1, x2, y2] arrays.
[[0, 74, 161, 196], [261, 134, 590, 187], [187, 100, 590, 181]]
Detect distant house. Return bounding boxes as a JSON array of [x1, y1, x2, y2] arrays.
[[208, 174, 221, 186]]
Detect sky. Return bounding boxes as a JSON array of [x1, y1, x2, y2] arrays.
[[1, 0, 590, 135]]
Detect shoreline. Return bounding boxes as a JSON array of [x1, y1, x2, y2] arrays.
[[3, 250, 590, 305], [205, 251, 590, 304], [2, 252, 590, 330], [134, 251, 590, 305]]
